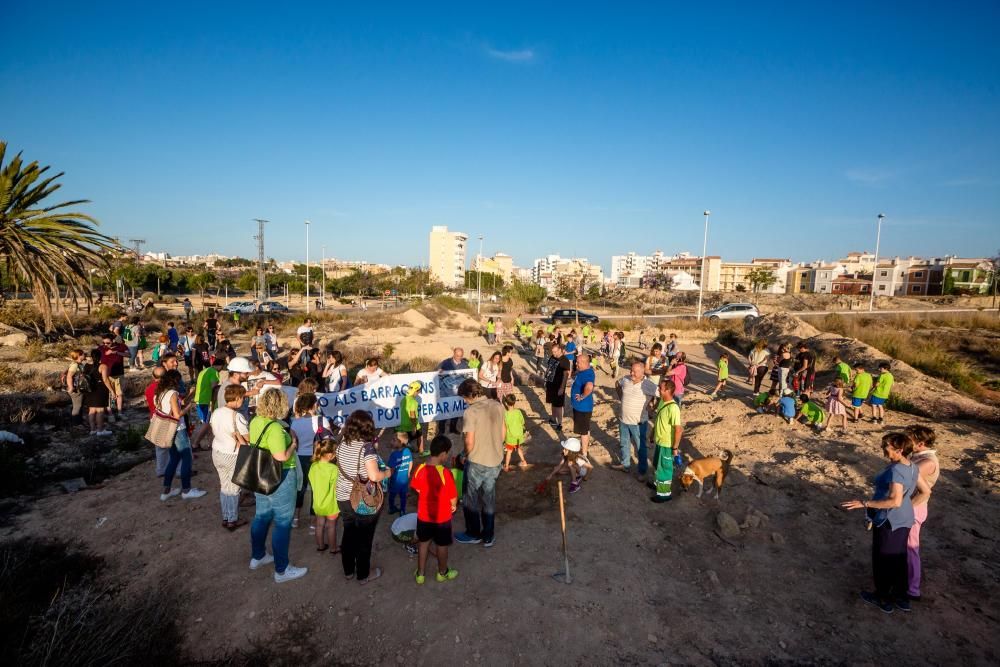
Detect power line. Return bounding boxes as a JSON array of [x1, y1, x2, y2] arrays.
[[128, 238, 146, 264]]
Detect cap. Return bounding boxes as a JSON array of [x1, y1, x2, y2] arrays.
[[408, 380, 423, 394], [227, 357, 254, 373], [561, 437, 581, 453]]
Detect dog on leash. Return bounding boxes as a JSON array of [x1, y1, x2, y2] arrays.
[[679, 450, 734, 498]]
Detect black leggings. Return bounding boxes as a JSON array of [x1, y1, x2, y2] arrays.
[[338, 502, 380, 580]]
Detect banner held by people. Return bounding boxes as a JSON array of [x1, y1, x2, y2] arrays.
[[281, 369, 476, 429]]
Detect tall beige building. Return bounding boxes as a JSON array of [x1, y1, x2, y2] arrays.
[[428, 225, 468, 288]]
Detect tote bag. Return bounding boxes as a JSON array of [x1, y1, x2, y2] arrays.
[[231, 421, 284, 495], [145, 409, 179, 449]]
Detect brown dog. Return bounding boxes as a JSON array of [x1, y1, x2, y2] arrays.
[[680, 450, 734, 498]]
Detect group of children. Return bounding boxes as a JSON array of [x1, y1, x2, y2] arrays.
[[750, 357, 896, 432]]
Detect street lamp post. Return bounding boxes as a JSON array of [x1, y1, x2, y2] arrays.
[[697, 210, 711, 321], [477, 235, 484, 316], [321, 245, 326, 310], [869, 213, 885, 312], [305, 220, 311, 314]]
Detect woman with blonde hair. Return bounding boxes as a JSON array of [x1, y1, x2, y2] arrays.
[[247, 389, 307, 583]]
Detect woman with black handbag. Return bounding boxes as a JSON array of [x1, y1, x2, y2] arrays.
[[336, 411, 392, 584], [247, 389, 308, 584]]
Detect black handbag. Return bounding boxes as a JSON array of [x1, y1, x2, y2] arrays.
[[231, 420, 284, 495]]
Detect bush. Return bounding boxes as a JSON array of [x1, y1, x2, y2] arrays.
[[139, 291, 157, 303], [115, 426, 145, 451], [396, 356, 436, 373], [22, 339, 46, 362], [161, 295, 178, 304], [0, 394, 40, 424], [433, 295, 474, 314]]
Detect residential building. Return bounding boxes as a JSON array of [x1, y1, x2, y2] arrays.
[[944, 258, 993, 294], [473, 252, 515, 283], [428, 226, 468, 289], [786, 265, 815, 294], [813, 264, 848, 294], [838, 251, 878, 275], [610, 251, 667, 285], [831, 272, 872, 295], [655, 255, 722, 291], [532, 254, 604, 294]]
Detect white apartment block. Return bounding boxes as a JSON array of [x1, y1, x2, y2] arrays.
[[428, 226, 469, 289], [610, 250, 667, 285], [532, 254, 604, 293]]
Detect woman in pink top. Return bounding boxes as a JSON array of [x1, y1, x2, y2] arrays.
[[904, 425, 939, 601], [664, 352, 688, 407]]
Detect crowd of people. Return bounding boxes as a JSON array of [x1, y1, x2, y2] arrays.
[[59, 307, 936, 610]]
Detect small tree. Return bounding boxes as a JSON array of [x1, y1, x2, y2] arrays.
[[503, 278, 547, 312], [747, 267, 777, 295]]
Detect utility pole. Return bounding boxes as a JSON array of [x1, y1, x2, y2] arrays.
[[305, 220, 311, 314], [128, 239, 146, 265], [253, 219, 268, 301], [697, 211, 710, 321], [477, 235, 484, 315], [869, 214, 885, 312], [321, 245, 326, 309]]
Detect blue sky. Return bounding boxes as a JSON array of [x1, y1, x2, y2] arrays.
[[3, 1, 999, 273]]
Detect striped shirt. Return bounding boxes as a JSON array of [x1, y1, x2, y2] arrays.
[[335, 439, 377, 502]]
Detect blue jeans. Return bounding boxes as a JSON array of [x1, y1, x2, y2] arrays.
[[462, 461, 500, 541], [127, 345, 139, 367], [618, 421, 648, 474], [163, 427, 192, 490], [251, 469, 295, 573], [675, 394, 684, 407], [295, 455, 314, 514]]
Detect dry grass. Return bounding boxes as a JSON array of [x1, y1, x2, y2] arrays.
[[814, 312, 998, 401], [0, 364, 50, 394]]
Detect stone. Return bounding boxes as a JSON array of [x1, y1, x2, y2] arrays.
[[716, 512, 741, 539], [60, 478, 87, 494], [771, 532, 785, 545], [707, 570, 720, 586], [0, 332, 28, 347], [648, 633, 657, 643]]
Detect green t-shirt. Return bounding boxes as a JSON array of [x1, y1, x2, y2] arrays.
[[486, 321, 496, 334], [504, 408, 525, 445], [718, 358, 729, 380], [852, 372, 873, 399], [398, 394, 419, 433], [195, 367, 219, 406], [799, 401, 826, 424], [582, 325, 591, 337], [753, 391, 769, 407], [248, 417, 294, 469], [468, 358, 481, 370], [873, 371, 894, 399], [546, 324, 555, 334], [308, 460, 340, 516], [653, 400, 682, 448], [835, 362, 851, 384]]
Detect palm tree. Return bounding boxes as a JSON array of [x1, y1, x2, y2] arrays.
[[0, 141, 118, 331]]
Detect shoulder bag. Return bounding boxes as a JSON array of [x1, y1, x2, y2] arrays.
[[145, 394, 180, 448], [340, 442, 384, 516], [231, 420, 285, 495]]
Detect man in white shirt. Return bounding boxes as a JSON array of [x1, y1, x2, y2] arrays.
[[612, 361, 658, 476], [296, 319, 314, 345]]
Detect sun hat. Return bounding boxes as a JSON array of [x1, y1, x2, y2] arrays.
[[227, 357, 254, 373], [561, 437, 581, 453]]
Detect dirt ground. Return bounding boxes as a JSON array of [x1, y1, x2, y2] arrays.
[[3, 322, 1000, 665]]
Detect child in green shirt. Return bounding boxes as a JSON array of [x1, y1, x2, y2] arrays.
[[833, 355, 852, 385], [708, 352, 730, 400], [308, 438, 340, 553], [795, 393, 827, 432], [502, 394, 528, 471], [869, 361, 894, 425], [850, 363, 873, 423]]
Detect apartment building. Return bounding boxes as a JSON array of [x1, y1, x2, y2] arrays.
[[610, 250, 667, 285], [813, 264, 848, 294], [428, 226, 468, 289], [532, 254, 604, 293], [472, 252, 515, 283]]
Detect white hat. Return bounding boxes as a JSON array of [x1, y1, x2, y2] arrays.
[[227, 357, 254, 373], [561, 437, 581, 453]]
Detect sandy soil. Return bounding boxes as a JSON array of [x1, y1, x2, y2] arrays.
[[3, 321, 999, 665]]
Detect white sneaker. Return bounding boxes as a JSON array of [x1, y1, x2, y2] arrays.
[[96, 430, 113, 436], [181, 488, 207, 499], [249, 554, 274, 570], [274, 565, 308, 583], [160, 488, 181, 501]]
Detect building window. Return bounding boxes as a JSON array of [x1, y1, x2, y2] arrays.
[[911, 285, 921, 293], [880, 270, 888, 277], [914, 271, 923, 278], [878, 285, 886, 291]]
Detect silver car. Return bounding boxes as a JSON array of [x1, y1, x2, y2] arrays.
[[704, 303, 760, 322]]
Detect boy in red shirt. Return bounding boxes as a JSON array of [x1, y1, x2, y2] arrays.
[[411, 435, 459, 584]]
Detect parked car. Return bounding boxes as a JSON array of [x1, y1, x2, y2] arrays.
[[703, 303, 760, 322], [548, 308, 600, 325], [221, 301, 255, 314], [257, 301, 289, 313]]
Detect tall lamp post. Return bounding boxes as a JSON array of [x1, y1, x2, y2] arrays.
[[477, 235, 484, 316], [305, 220, 311, 314], [321, 244, 326, 309], [869, 213, 885, 312], [696, 210, 711, 321]]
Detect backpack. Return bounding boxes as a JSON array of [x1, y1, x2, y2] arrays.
[[60, 367, 89, 393], [312, 415, 338, 448], [122, 326, 134, 343], [151, 345, 162, 363]]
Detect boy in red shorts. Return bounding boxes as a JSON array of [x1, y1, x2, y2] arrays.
[[411, 435, 459, 584]]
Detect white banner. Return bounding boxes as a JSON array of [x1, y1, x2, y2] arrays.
[[281, 369, 476, 429]]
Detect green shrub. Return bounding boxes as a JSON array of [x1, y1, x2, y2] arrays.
[[433, 295, 473, 313], [115, 426, 145, 451], [22, 339, 46, 362]]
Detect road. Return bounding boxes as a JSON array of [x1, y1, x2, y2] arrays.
[[639, 307, 993, 321]]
